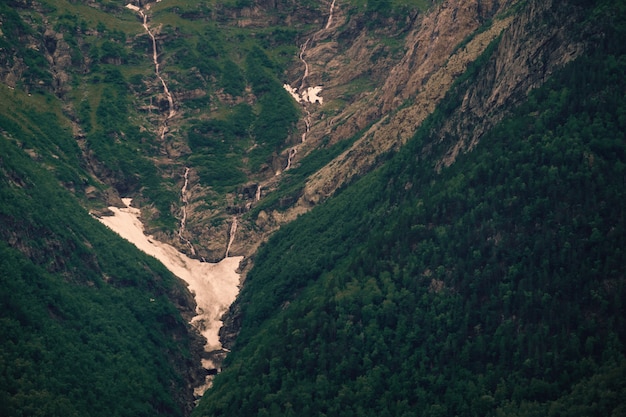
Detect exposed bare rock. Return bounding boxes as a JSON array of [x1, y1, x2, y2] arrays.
[[380, 0, 506, 113], [230, 0, 595, 256], [438, 0, 589, 167], [299, 0, 516, 206]]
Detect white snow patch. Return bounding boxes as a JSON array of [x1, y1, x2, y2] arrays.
[[284, 84, 301, 102], [303, 86, 323, 104], [96, 199, 242, 394], [283, 84, 324, 104]]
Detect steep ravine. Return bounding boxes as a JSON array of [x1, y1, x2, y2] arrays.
[[201, 0, 514, 267], [97, 200, 243, 398], [216, 0, 599, 353], [121, 0, 244, 400]]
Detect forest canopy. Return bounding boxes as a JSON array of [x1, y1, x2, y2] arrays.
[[194, 2, 626, 415]]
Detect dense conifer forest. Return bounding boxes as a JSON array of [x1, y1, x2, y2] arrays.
[[195, 2, 626, 415], [0, 112, 196, 415]]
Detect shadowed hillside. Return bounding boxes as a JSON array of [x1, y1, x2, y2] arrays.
[[1, 0, 625, 416]]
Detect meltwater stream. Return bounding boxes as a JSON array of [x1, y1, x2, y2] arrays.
[[282, 0, 338, 170], [97, 199, 243, 397]]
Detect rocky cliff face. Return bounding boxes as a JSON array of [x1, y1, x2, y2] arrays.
[[438, 0, 590, 167], [1, 1, 596, 264], [249, 0, 595, 230], [297, 0, 514, 205], [293, 0, 592, 203]]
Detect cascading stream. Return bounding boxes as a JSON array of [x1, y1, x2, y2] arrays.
[[178, 167, 197, 255], [282, 0, 337, 170], [298, 39, 311, 93], [302, 114, 311, 143], [325, 0, 337, 30], [126, 3, 176, 141], [285, 147, 297, 171], [140, 10, 175, 120], [225, 217, 238, 258], [122, 2, 242, 398]]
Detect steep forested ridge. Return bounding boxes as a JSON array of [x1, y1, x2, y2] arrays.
[[195, 1, 626, 416], [0, 104, 200, 415], [1, 0, 626, 415]]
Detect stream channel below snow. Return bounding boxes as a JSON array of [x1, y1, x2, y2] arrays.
[[114, 2, 244, 398], [97, 198, 242, 396]]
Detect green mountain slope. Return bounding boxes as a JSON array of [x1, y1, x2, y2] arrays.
[[1, 1, 450, 414], [1, 0, 625, 416], [1, 0, 443, 260], [194, 2, 626, 416], [0, 91, 201, 416], [0, 0, 310, 256]]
